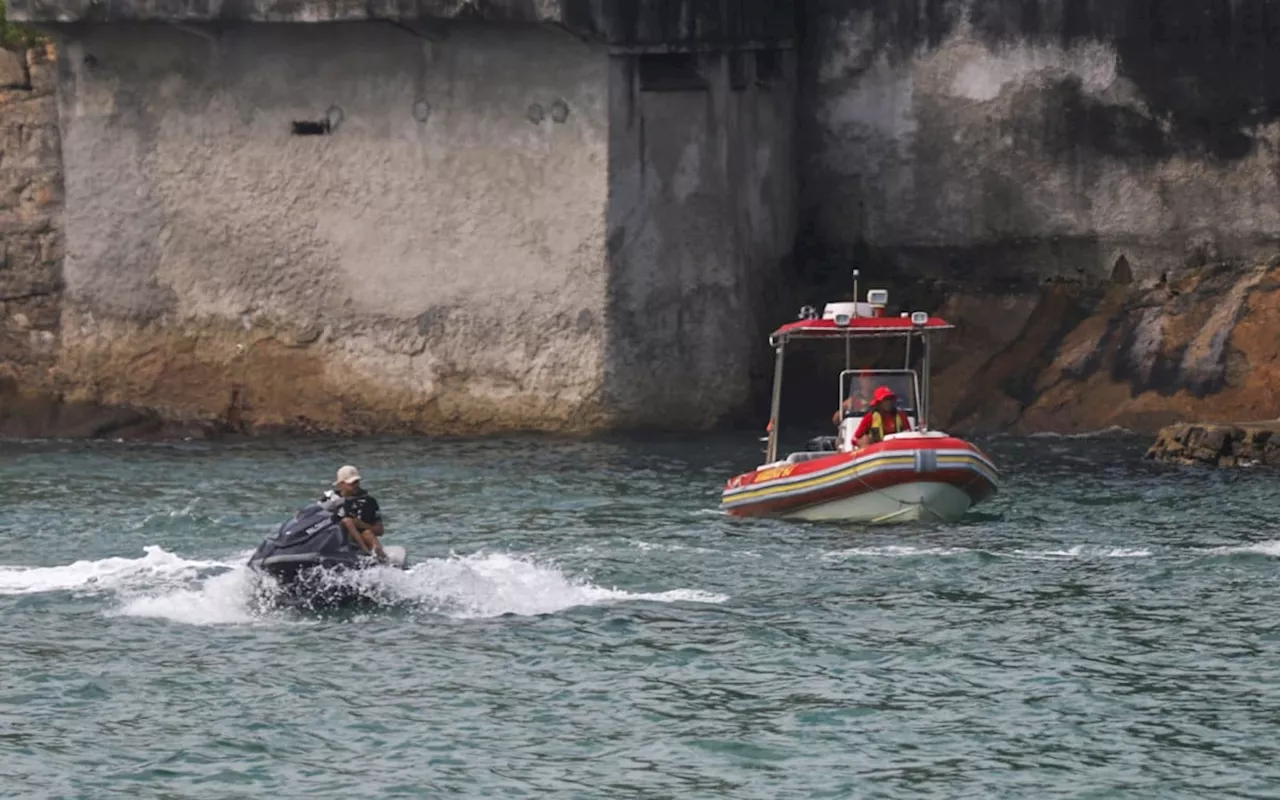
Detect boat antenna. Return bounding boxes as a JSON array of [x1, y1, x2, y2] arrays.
[[853, 268, 860, 303]]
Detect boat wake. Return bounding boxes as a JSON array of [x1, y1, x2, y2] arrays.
[[0, 546, 728, 625], [0, 545, 231, 596], [1208, 540, 1280, 557], [1024, 425, 1135, 439], [825, 544, 1153, 560]]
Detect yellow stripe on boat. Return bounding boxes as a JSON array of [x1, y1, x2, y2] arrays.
[[722, 451, 998, 508], [723, 453, 916, 506]]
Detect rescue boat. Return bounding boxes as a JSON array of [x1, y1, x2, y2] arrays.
[[721, 280, 1000, 523]]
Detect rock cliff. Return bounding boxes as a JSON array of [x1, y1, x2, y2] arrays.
[[798, 0, 1280, 434], [924, 262, 1280, 434]]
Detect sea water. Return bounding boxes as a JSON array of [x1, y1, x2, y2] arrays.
[[1, 433, 1278, 798]]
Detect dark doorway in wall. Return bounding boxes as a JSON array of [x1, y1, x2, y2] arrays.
[[1111, 254, 1133, 285], [638, 53, 708, 91], [756, 49, 782, 85], [291, 120, 331, 135], [729, 51, 750, 91]]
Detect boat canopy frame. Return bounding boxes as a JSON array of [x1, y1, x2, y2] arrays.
[[763, 315, 955, 465]]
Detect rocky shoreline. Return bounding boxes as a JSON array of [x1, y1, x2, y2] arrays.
[[1145, 422, 1280, 467]]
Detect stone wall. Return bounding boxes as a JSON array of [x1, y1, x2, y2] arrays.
[[0, 43, 67, 435]]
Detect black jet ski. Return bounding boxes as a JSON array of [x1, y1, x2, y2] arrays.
[[248, 499, 407, 607]]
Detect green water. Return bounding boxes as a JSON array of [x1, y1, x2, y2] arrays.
[[2, 433, 1279, 798]]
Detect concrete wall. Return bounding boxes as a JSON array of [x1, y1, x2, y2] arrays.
[[605, 48, 797, 426], [802, 0, 1280, 287], [7, 0, 798, 48], [9, 19, 798, 436], [51, 23, 613, 434]]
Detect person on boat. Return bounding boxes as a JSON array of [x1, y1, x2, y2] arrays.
[[851, 386, 913, 447], [831, 371, 876, 425], [328, 465, 387, 563]]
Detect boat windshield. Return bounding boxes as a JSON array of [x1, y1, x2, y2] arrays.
[[839, 369, 920, 417]]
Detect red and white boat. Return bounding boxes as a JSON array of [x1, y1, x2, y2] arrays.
[[721, 284, 999, 523]]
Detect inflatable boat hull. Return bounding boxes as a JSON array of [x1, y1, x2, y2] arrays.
[[721, 432, 999, 523]]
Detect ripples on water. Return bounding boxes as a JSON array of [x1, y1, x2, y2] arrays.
[[2, 432, 1279, 798]]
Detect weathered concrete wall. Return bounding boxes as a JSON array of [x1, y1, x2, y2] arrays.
[[9, 0, 798, 47], [46, 23, 613, 434], [20, 0, 1280, 438], [803, 0, 1280, 285], [0, 2, 802, 437], [605, 48, 796, 426], [792, 0, 1280, 434], [0, 17, 797, 436]]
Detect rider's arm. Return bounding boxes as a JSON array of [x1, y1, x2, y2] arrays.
[[341, 516, 369, 549], [341, 512, 386, 560]]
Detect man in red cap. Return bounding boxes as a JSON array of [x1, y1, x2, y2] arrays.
[[850, 385, 913, 448]]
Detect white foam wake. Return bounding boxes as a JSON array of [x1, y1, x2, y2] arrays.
[[1026, 425, 1135, 439], [116, 567, 267, 626], [1209, 540, 1280, 557], [825, 545, 970, 559], [0, 547, 727, 626], [378, 552, 728, 618], [1009, 546, 1152, 560], [0, 546, 232, 596], [826, 545, 1152, 560]]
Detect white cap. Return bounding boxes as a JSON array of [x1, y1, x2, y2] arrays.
[[334, 465, 361, 486]]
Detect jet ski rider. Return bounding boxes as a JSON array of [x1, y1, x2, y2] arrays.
[[320, 465, 387, 563]]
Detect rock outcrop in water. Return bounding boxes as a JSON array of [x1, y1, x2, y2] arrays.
[[1145, 422, 1280, 468]]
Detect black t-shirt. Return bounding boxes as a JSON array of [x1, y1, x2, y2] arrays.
[[335, 489, 382, 530]]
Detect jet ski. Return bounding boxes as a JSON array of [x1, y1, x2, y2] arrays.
[[247, 499, 407, 607]]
